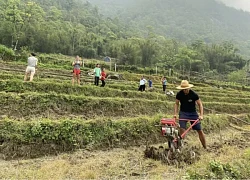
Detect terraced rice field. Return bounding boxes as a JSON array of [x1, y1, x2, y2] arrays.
[[0, 60, 250, 179]]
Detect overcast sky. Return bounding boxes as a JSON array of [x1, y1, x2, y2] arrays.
[[218, 0, 250, 12]]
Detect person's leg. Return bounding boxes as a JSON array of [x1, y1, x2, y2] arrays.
[[192, 122, 207, 149], [24, 73, 29, 81], [179, 120, 187, 137], [138, 85, 142, 91], [163, 85, 166, 93], [77, 74, 80, 85], [96, 77, 99, 86], [29, 67, 36, 82], [103, 80, 106, 87], [30, 72, 35, 81], [142, 85, 145, 91], [24, 67, 29, 81], [197, 130, 206, 149], [72, 73, 76, 85], [101, 80, 104, 87], [94, 76, 97, 85]]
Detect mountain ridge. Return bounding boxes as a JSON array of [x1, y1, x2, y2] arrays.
[[86, 0, 250, 56]]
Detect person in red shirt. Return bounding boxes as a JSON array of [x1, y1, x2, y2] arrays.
[[100, 68, 106, 87]]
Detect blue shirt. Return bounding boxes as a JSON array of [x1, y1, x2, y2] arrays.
[[148, 80, 152, 87], [162, 79, 167, 86]]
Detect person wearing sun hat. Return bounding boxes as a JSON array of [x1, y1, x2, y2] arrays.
[[174, 80, 207, 149]]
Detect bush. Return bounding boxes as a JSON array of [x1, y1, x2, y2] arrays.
[[0, 114, 239, 159], [0, 44, 15, 60], [188, 161, 242, 179], [227, 69, 246, 83], [16, 46, 30, 62]]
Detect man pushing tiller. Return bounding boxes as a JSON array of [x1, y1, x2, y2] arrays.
[[174, 80, 206, 149], [144, 80, 207, 164]]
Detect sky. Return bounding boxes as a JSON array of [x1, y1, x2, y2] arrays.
[[218, 0, 250, 12]]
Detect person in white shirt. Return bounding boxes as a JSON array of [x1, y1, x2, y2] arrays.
[[24, 53, 38, 82], [138, 76, 146, 92]]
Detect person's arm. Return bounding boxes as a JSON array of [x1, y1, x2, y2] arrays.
[[174, 99, 180, 118], [196, 99, 204, 120], [72, 61, 75, 66]]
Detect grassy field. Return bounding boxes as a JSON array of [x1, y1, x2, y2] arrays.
[[0, 59, 250, 179], [1, 125, 250, 179]]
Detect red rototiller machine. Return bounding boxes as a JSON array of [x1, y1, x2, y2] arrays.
[[145, 117, 200, 165]]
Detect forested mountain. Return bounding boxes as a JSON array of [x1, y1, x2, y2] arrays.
[[0, 0, 247, 76], [0, 0, 136, 56], [87, 0, 250, 56]]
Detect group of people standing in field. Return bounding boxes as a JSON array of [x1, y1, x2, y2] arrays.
[[138, 75, 168, 94], [72, 55, 107, 86], [24, 54, 107, 87]]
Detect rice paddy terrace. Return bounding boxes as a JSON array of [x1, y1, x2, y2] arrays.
[[1, 58, 250, 179]]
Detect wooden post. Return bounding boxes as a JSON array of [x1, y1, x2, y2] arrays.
[[110, 58, 111, 71]]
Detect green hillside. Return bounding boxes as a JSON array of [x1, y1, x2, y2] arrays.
[[87, 0, 250, 56], [0, 0, 249, 77]]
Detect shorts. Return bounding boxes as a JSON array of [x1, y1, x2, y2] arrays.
[[179, 111, 201, 130], [26, 66, 36, 73], [73, 69, 81, 75]]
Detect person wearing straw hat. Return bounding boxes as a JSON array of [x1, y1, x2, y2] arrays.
[[174, 80, 206, 149]]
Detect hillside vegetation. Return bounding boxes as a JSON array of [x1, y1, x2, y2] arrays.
[[88, 0, 250, 57], [0, 0, 249, 80]]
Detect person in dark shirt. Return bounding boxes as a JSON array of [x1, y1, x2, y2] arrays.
[[174, 80, 206, 149], [148, 79, 153, 88]]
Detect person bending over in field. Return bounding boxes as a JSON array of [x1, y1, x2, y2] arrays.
[[174, 80, 207, 149], [24, 52, 38, 82], [72, 55, 82, 85]]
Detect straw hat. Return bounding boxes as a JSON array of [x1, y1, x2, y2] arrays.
[[176, 80, 194, 90]]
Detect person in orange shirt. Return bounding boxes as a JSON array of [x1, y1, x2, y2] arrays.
[[100, 68, 106, 87]]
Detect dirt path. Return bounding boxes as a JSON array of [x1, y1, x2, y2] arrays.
[[0, 125, 250, 179]]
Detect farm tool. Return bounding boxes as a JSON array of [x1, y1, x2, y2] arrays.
[[144, 118, 200, 165]]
